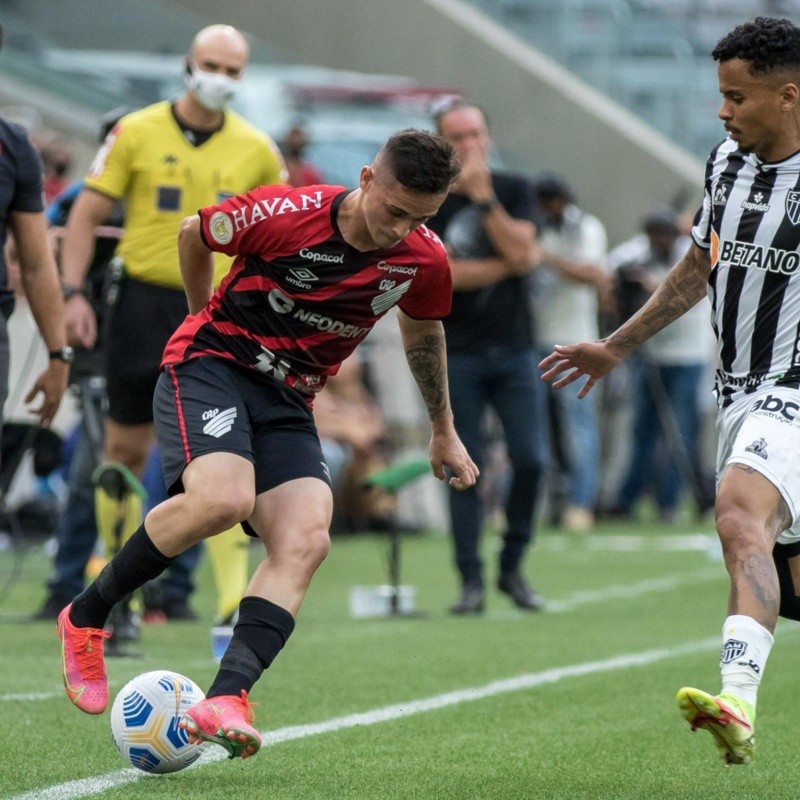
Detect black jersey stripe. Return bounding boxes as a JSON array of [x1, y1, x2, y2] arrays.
[[717, 151, 749, 372]]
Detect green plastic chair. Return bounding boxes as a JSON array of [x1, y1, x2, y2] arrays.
[[361, 457, 431, 616]]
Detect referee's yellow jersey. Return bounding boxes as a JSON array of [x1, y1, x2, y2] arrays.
[[85, 100, 288, 288]]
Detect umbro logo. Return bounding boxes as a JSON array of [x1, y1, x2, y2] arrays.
[[289, 267, 318, 281], [286, 267, 319, 289], [202, 406, 237, 438]]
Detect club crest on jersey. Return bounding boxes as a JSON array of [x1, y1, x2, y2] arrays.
[[371, 279, 412, 315], [720, 639, 748, 663], [786, 191, 800, 226], [208, 211, 234, 244]]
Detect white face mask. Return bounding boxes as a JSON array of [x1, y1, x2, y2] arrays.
[[185, 63, 240, 111]]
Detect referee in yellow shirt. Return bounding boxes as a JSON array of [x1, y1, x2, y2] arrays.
[[59, 24, 287, 635]]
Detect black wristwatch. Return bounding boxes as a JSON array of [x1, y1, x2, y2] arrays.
[[474, 197, 498, 214], [61, 284, 85, 301], [49, 346, 75, 364]]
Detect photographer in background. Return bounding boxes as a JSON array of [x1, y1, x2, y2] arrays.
[[606, 209, 714, 523]]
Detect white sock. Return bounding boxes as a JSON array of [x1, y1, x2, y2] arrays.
[[719, 614, 774, 708]]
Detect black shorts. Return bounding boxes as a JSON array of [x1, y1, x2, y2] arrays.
[[105, 276, 189, 425], [153, 356, 330, 504]]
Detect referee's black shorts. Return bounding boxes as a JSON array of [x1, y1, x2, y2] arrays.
[[153, 356, 331, 519], [105, 276, 188, 425]]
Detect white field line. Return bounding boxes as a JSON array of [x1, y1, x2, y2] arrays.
[[544, 569, 722, 613], [0, 568, 725, 703], [7, 635, 724, 800]]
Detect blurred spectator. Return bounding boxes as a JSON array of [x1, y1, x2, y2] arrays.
[[530, 174, 609, 532], [313, 350, 393, 532], [430, 98, 547, 614], [281, 124, 323, 187], [40, 137, 74, 203], [606, 209, 715, 522], [0, 30, 69, 436]]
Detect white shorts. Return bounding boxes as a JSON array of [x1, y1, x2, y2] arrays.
[[717, 386, 800, 544]]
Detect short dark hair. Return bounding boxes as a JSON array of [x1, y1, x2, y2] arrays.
[[379, 128, 460, 194], [98, 106, 131, 143], [643, 208, 679, 235], [533, 173, 573, 202], [712, 17, 800, 76]]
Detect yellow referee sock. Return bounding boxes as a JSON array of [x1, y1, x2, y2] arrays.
[[93, 462, 147, 559], [206, 524, 250, 623]]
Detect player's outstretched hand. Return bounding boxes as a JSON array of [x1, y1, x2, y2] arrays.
[[539, 340, 624, 399], [429, 429, 479, 491]]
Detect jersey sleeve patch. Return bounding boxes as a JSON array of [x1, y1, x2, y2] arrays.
[[208, 210, 234, 245]]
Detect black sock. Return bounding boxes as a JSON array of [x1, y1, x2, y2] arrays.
[[69, 524, 173, 628], [207, 596, 296, 698]]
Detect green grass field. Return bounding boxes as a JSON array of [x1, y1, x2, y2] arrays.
[[1, 518, 798, 800]]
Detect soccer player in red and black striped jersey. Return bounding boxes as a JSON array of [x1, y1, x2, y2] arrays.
[[541, 17, 800, 766], [57, 128, 478, 759]]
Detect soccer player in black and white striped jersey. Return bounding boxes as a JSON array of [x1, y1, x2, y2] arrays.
[[541, 16, 800, 766]]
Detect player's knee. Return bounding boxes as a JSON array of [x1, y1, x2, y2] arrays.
[[281, 526, 331, 573], [198, 488, 255, 532], [301, 526, 331, 570], [104, 438, 151, 475], [715, 495, 764, 554]]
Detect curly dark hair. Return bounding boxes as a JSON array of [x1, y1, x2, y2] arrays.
[[712, 16, 800, 75], [379, 128, 460, 195]]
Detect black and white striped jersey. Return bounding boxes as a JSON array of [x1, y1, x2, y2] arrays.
[[692, 137, 800, 407]]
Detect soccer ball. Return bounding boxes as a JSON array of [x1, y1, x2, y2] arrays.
[[110, 670, 206, 774]]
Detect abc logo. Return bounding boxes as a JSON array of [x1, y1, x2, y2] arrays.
[[750, 394, 799, 422]]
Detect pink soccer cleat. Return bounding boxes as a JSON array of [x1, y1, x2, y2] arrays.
[[57, 604, 111, 714], [180, 690, 261, 760]]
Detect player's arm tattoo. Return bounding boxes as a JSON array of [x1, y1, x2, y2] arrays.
[[608, 244, 711, 354], [405, 332, 448, 422]]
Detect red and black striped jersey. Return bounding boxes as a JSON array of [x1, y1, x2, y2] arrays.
[[162, 184, 452, 399]]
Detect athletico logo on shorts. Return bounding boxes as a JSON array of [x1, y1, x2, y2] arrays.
[[202, 406, 237, 437]]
